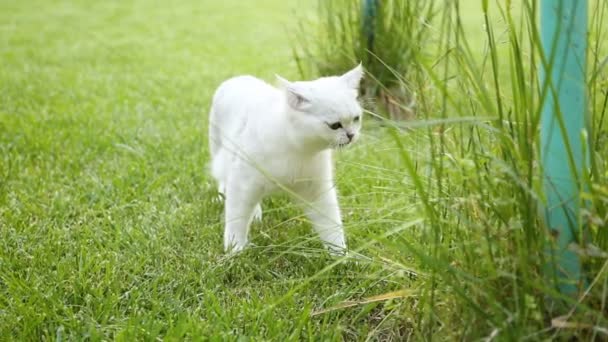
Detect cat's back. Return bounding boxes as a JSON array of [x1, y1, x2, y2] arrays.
[[213, 75, 278, 109], [210, 75, 279, 132], [208, 75, 281, 157]]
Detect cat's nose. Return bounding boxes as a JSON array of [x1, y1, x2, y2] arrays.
[[346, 132, 354, 141]]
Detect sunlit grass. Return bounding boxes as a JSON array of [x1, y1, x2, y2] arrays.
[[0, 0, 419, 339], [1, 0, 607, 340]]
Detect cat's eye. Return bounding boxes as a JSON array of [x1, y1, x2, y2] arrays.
[[354, 116, 360, 122], [328, 122, 342, 130]]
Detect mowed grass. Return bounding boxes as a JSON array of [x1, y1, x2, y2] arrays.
[[0, 0, 426, 339], [3, 0, 608, 340]]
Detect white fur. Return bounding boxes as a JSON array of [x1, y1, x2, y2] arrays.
[[208, 64, 364, 254]]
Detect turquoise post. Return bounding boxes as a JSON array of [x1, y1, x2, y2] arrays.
[[362, 0, 378, 52], [540, 0, 588, 295]]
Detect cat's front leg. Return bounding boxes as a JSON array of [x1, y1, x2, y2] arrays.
[[223, 180, 263, 253], [297, 183, 346, 254]]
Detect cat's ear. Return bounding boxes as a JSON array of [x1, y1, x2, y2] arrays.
[[276, 74, 311, 111], [341, 63, 364, 89], [275, 74, 291, 89]]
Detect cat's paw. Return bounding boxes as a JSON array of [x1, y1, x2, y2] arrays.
[[212, 192, 225, 204], [212, 184, 226, 203], [344, 251, 372, 263], [329, 249, 371, 265], [252, 204, 263, 222], [326, 244, 348, 257], [224, 242, 247, 255]]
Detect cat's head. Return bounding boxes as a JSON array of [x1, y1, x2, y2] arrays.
[[277, 64, 364, 151]]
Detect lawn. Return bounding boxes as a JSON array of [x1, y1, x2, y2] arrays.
[[1, 0, 607, 340], [0, 0, 424, 339]]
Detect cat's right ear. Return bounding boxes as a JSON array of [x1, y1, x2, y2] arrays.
[[276, 75, 311, 111], [341, 63, 364, 89]]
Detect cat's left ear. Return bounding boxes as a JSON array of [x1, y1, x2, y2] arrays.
[[341, 63, 364, 89], [276, 75, 312, 111], [275, 75, 292, 90]]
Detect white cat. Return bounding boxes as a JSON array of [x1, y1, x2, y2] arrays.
[[208, 64, 363, 254]]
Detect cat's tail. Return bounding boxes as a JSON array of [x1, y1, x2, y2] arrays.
[[208, 100, 222, 159], [208, 109, 217, 157], [207, 105, 225, 191]]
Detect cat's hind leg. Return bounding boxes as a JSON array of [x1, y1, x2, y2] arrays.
[[211, 149, 227, 202], [223, 179, 264, 253], [215, 182, 226, 202], [252, 203, 262, 222]]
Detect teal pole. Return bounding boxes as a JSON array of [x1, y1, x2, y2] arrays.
[[362, 0, 378, 55], [540, 0, 588, 295]]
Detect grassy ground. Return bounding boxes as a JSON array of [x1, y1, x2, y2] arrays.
[[0, 0, 424, 339], [2, 0, 607, 340]]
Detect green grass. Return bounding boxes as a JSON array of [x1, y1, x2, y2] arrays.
[[1, 0, 608, 340], [0, 0, 423, 339]]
